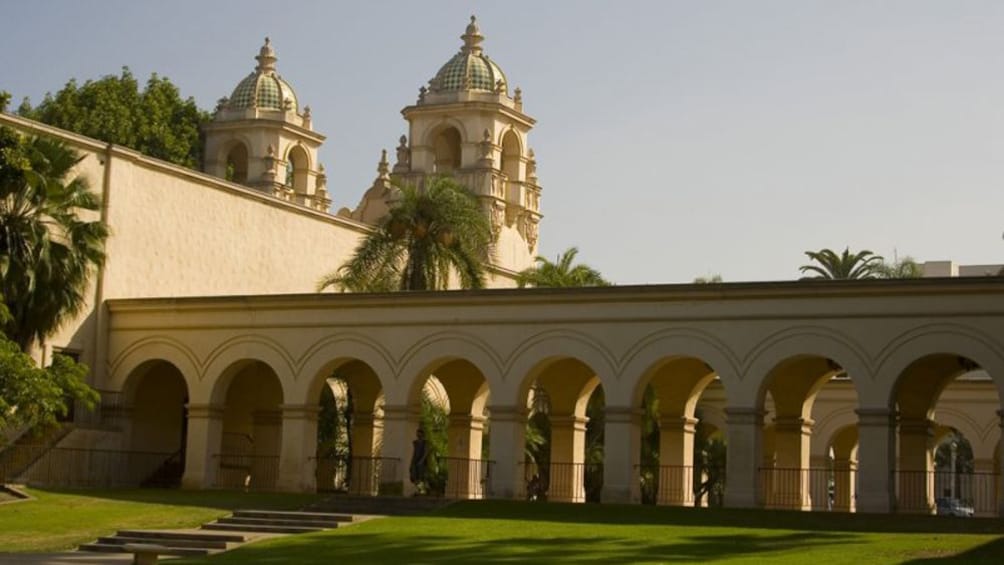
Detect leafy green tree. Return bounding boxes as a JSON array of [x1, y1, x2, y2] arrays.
[[799, 247, 884, 280], [0, 127, 109, 351], [319, 177, 491, 292], [18, 68, 210, 168], [0, 298, 98, 438], [875, 256, 923, 279], [693, 274, 723, 284], [0, 90, 10, 113], [517, 247, 609, 288]]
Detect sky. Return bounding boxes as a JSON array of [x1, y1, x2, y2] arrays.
[[3, 1, 1003, 284]]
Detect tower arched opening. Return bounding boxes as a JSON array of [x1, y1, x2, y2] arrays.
[[224, 142, 249, 184], [500, 129, 521, 182], [432, 127, 462, 173], [286, 145, 310, 192]]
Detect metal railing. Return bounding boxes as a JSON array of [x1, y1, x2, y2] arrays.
[[636, 464, 727, 507], [519, 461, 602, 503], [437, 457, 493, 499], [213, 453, 279, 491], [313, 455, 400, 496], [759, 467, 840, 511], [895, 470, 1000, 516], [1, 446, 173, 487]]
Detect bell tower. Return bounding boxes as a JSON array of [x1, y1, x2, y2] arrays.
[[204, 38, 330, 212], [384, 16, 542, 273]]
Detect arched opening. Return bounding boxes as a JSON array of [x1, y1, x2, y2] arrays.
[[311, 359, 388, 496], [407, 359, 490, 499], [286, 145, 309, 192], [500, 130, 521, 182], [827, 425, 859, 512], [521, 358, 603, 503], [892, 354, 1000, 516], [635, 357, 724, 507], [224, 142, 248, 184], [432, 127, 462, 173], [124, 360, 189, 487], [757, 355, 852, 510], [216, 361, 284, 490]]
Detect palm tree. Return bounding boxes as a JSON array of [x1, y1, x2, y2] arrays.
[[319, 177, 491, 292], [0, 129, 108, 351], [799, 247, 883, 280], [875, 256, 923, 279], [517, 247, 609, 288]]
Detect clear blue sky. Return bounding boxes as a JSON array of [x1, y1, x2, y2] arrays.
[[3, 1, 1003, 283]]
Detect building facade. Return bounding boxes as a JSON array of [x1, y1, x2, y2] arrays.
[[1, 18, 1001, 516]]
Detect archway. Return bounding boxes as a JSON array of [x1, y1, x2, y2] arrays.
[[892, 355, 1000, 515], [521, 358, 603, 503], [216, 361, 284, 490], [123, 360, 189, 487], [757, 355, 852, 510], [224, 142, 248, 184], [408, 359, 491, 499], [635, 356, 724, 507], [500, 130, 521, 182], [311, 359, 387, 496], [285, 145, 309, 192], [432, 127, 462, 173]]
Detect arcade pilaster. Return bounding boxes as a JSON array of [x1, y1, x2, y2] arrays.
[[602, 407, 639, 504], [855, 407, 895, 513], [276, 404, 319, 492], [181, 404, 223, 489], [487, 406, 525, 500], [724, 407, 764, 508]]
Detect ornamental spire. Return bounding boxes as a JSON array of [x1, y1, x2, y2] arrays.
[[255, 37, 277, 73], [460, 15, 484, 55]]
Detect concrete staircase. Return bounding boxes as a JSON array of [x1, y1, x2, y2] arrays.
[[307, 494, 454, 516], [201, 509, 356, 534], [77, 509, 356, 558], [78, 529, 245, 558]]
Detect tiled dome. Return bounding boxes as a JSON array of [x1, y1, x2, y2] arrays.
[[429, 16, 507, 94], [228, 38, 298, 111]]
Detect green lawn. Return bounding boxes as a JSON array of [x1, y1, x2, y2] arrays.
[[2, 491, 1001, 563], [174, 500, 1004, 565], [0, 487, 321, 552]]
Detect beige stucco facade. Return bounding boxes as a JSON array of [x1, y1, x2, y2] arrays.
[[96, 279, 1004, 515]]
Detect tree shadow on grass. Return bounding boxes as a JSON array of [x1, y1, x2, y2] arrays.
[[185, 530, 861, 564], [438, 500, 1004, 535], [902, 537, 1004, 565]]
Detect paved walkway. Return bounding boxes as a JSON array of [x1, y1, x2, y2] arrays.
[[0, 553, 135, 564]]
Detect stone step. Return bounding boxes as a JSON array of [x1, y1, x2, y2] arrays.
[[97, 535, 231, 550], [116, 529, 246, 543], [221, 515, 344, 528], [234, 509, 355, 523], [78, 543, 211, 557], [202, 522, 323, 534]]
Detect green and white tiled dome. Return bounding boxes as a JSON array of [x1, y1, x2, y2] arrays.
[[228, 38, 298, 111], [429, 16, 507, 93]]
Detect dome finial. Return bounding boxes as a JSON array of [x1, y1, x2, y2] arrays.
[[255, 36, 277, 72], [461, 14, 484, 54]]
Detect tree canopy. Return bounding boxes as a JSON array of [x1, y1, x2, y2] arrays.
[[516, 247, 609, 288], [320, 177, 492, 292], [17, 68, 210, 168], [799, 247, 884, 280], [875, 255, 923, 279], [0, 127, 109, 350]]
